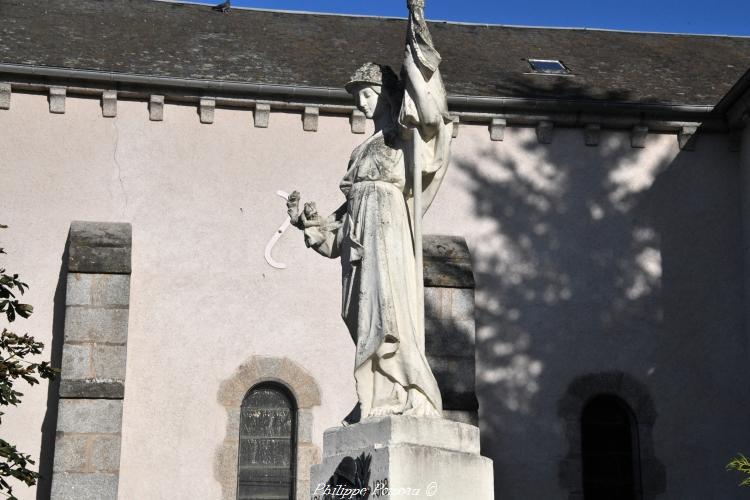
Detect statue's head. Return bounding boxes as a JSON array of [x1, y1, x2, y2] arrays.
[[345, 62, 401, 120]]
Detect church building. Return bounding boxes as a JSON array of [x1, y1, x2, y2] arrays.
[[2, 0, 750, 498]]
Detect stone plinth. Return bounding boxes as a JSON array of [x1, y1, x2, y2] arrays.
[[311, 416, 494, 499]]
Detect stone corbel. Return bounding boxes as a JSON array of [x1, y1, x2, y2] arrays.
[[350, 109, 366, 134], [678, 125, 698, 151], [149, 95, 164, 121], [49, 86, 66, 114], [254, 103, 270, 128], [631, 125, 648, 148], [200, 97, 216, 124], [303, 106, 319, 132], [489, 117, 506, 141], [584, 123, 601, 147], [0, 83, 10, 110], [537, 120, 554, 144], [102, 90, 117, 118], [451, 115, 460, 138]]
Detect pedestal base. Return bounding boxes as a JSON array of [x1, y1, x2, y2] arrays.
[[311, 416, 494, 499]]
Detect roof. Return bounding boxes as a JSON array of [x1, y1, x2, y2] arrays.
[[1, 0, 750, 108]]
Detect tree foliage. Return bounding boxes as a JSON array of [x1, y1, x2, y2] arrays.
[[728, 454, 750, 487], [0, 224, 56, 500]]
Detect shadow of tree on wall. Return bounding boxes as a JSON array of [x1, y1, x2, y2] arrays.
[[457, 128, 667, 409], [448, 127, 744, 497]]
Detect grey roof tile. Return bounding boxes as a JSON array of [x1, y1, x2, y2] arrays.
[[1, 0, 750, 106]]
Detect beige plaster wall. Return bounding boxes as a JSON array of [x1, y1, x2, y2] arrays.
[[0, 92, 745, 499]]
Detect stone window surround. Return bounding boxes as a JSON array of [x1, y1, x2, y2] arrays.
[[215, 356, 321, 500], [557, 371, 666, 500]]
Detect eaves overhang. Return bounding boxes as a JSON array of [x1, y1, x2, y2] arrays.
[[0, 62, 724, 132]]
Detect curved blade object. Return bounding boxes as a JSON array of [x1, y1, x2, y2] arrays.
[[264, 190, 291, 269]]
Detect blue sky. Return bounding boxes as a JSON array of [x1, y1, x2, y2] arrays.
[[204, 0, 749, 36]]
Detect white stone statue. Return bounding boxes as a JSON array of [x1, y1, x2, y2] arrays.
[[288, 0, 453, 420]]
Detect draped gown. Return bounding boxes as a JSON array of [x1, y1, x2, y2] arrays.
[[302, 4, 453, 417]]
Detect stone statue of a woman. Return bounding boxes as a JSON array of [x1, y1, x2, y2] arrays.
[[288, 0, 453, 420]]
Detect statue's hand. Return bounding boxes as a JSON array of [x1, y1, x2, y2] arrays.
[[287, 190, 304, 229], [408, 0, 425, 10]]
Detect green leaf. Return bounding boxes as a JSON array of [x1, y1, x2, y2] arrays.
[[0, 224, 51, 498], [727, 454, 750, 487], [15, 304, 32, 319]]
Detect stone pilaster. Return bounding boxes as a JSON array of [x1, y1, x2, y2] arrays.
[[423, 235, 479, 424], [51, 222, 132, 500]]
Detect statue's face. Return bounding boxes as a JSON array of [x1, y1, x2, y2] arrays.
[[355, 86, 381, 119]]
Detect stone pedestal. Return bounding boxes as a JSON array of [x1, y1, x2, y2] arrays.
[[311, 416, 494, 499]]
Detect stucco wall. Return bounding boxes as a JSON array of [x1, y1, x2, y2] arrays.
[[0, 92, 746, 499]]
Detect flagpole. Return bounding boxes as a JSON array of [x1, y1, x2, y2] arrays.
[[412, 130, 425, 344]]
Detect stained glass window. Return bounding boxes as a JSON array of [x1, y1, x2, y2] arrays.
[[237, 384, 296, 500]]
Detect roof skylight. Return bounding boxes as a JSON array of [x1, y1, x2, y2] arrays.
[[527, 59, 570, 75]]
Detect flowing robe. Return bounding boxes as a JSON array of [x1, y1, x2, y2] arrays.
[[302, 6, 453, 416]]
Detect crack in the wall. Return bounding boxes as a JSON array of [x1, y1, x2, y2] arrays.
[[112, 117, 128, 216]]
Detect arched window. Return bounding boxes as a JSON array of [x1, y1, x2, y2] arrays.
[[581, 395, 641, 500], [237, 383, 297, 500]]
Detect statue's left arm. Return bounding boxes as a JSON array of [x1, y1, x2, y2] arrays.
[[400, 0, 449, 137]]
